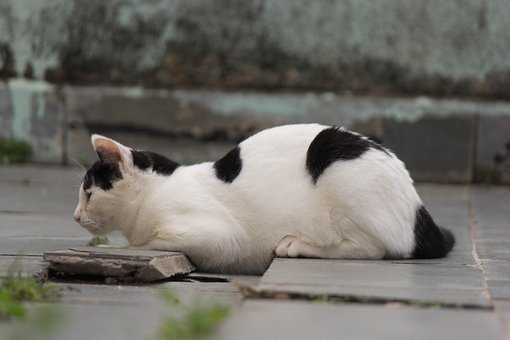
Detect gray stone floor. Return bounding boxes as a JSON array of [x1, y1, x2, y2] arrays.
[[0, 165, 509, 339]]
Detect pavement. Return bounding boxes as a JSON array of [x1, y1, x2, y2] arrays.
[[0, 164, 509, 340]]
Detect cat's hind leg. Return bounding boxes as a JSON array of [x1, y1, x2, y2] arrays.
[[275, 235, 385, 259], [275, 235, 327, 258]]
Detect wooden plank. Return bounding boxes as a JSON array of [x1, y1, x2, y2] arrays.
[[43, 247, 195, 282]]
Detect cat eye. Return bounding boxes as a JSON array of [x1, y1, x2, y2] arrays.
[[85, 191, 92, 201]]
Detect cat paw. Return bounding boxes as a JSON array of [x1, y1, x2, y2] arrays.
[[275, 235, 301, 258]]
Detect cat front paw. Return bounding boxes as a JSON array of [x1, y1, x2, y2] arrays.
[[275, 235, 301, 258]]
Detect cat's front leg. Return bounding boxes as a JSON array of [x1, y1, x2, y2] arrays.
[[130, 239, 182, 252]]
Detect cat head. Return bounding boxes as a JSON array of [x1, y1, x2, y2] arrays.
[[73, 135, 178, 235]]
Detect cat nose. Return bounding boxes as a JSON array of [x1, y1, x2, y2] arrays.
[[73, 210, 80, 223]]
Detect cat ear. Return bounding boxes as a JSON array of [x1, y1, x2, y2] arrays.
[[91, 134, 133, 170]]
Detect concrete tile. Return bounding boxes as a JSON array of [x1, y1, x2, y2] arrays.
[[55, 280, 244, 307], [0, 211, 92, 255], [471, 186, 510, 300], [0, 213, 88, 238], [217, 300, 502, 340], [0, 177, 78, 214], [495, 301, 510, 322], [487, 280, 510, 299], [471, 187, 510, 230], [253, 184, 486, 306], [0, 237, 90, 256], [0, 165, 80, 183], [0, 255, 46, 277], [481, 260, 510, 281], [12, 281, 242, 340], [415, 184, 473, 264], [258, 258, 489, 307], [0, 302, 165, 340]]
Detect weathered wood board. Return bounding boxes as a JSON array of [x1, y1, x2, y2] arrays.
[[43, 247, 195, 282]]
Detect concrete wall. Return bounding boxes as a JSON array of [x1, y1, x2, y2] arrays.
[[1, 0, 510, 99], [2, 79, 510, 183], [0, 79, 65, 163], [2, 1, 510, 183]]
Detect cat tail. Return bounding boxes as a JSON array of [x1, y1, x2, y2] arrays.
[[412, 206, 455, 259]]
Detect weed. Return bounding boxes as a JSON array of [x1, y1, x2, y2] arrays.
[[87, 235, 110, 247], [0, 139, 32, 164], [155, 290, 230, 340], [0, 261, 60, 320]]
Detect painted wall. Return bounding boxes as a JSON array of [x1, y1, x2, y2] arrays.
[[1, 0, 510, 99], [0, 80, 64, 163], [2, 1, 510, 182]]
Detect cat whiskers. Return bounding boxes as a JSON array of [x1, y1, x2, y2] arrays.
[[70, 157, 86, 171], [80, 218, 100, 231], [69, 157, 87, 181]]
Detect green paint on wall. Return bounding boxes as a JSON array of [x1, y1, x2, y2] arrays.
[[8, 79, 53, 139]]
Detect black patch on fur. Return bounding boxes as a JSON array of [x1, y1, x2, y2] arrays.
[[131, 150, 179, 175], [366, 136, 390, 154], [306, 127, 389, 183], [83, 161, 123, 191], [412, 206, 455, 258], [214, 146, 242, 183]]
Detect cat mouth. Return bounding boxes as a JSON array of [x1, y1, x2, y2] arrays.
[[79, 220, 102, 235]]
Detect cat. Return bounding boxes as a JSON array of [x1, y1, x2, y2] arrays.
[[73, 124, 455, 275]]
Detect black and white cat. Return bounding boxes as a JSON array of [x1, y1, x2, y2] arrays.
[[73, 124, 454, 274]]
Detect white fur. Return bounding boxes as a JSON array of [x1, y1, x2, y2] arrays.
[[74, 125, 422, 274]]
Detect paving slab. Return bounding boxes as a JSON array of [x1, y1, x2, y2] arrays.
[[1, 164, 508, 340], [217, 300, 502, 340], [470, 186, 510, 303], [0, 278, 247, 340], [481, 260, 510, 281], [0, 211, 126, 256], [31, 280, 242, 340], [256, 258, 488, 307], [0, 255, 46, 277], [416, 184, 474, 264], [495, 301, 510, 323], [0, 301, 164, 340], [56, 280, 244, 306], [250, 184, 488, 307], [0, 180, 76, 215], [0, 165, 80, 184], [0, 212, 87, 238], [0, 237, 90, 256]]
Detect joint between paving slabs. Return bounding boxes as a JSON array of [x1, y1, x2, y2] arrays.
[[468, 186, 493, 306], [235, 283, 494, 311]]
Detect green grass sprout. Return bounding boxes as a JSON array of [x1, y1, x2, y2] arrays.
[[0, 260, 60, 320], [155, 289, 230, 340], [0, 139, 32, 164], [87, 235, 110, 246]]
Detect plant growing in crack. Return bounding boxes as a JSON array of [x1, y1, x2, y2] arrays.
[[0, 139, 32, 165], [87, 235, 110, 247], [154, 289, 230, 340], [0, 259, 63, 340], [0, 261, 60, 320]]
